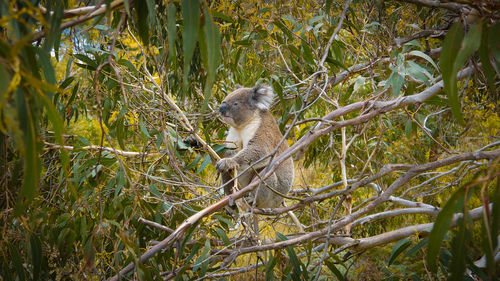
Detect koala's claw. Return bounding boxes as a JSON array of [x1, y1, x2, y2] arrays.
[[216, 158, 238, 172]]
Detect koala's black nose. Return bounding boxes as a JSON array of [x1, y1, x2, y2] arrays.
[[219, 102, 228, 115]]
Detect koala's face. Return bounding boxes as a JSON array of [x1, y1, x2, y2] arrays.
[[218, 85, 273, 128]]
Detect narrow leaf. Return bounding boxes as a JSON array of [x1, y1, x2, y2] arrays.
[[145, 0, 156, 27], [325, 260, 344, 281], [426, 188, 465, 272], [181, 0, 200, 90], [167, 3, 177, 62], [408, 50, 439, 70], [479, 22, 496, 94], [135, 0, 150, 44], [14, 89, 40, 215], [265, 254, 277, 281], [30, 234, 42, 280], [449, 216, 469, 280], [214, 227, 230, 245], [195, 154, 212, 174], [193, 239, 210, 275], [202, 3, 220, 109], [388, 238, 411, 266], [440, 22, 464, 125], [403, 238, 428, 259]]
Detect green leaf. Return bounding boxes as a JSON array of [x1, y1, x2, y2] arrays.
[[195, 154, 212, 174], [353, 76, 366, 94], [408, 50, 439, 70], [9, 244, 25, 280], [43, 4, 63, 54], [139, 118, 150, 138], [405, 118, 413, 138], [182, 0, 200, 90], [167, 3, 177, 62], [78, 136, 91, 146], [426, 187, 465, 272], [388, 238, 411, 266], [285, 245, 302, 280], [30, 234, 42, 280], [325, 260, 344, 281], [275, 231, 288, 241], [135, 0, 150, 44], [441, 21, 482, 126], [59, 76, 75, 89], [202, 3, 221, 110], [440, 23, 464, 125], [74, 54, 97, 70], [213, 214, 234, 229], [145, 0, 156, 27], [149, 184, 162, 198], [406, 61, 431, 85], [118, 59, 139, 75], [37, 89, 73, 196], [38, 49, 56, 89], [390, 72, 404, 97], [212, 11, 233, 23], [0, 63, 9, 96], [193, 239, 210, 275], [449, 215, 469, 280], [454, 22, 482, 74], [214, 227, 230, 245], [123, 0, 131, 16], [265, 254, 276, 281], [488, 22, 500, 71], [186, 154, 202, 170], [14, 89, 40, 215], [479, 22, 496, 94], [403, 238, 428, 259]]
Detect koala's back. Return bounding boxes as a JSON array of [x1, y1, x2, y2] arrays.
[[241, 111, 294, 208]]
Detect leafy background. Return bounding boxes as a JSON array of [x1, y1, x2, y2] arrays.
[[0, 0, 499, 280]]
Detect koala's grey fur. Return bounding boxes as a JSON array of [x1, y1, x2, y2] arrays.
[[215, 85, 294, 208]]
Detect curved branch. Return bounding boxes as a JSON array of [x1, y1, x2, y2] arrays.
[[346, 204, 489, 253], [32, 0, 125, 42]]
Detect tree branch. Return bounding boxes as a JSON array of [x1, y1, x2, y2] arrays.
[[43, 142, 159, 157], [32, 0, 125, 42]]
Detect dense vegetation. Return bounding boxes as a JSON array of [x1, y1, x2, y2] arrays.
[[1, 0, 499, 280]]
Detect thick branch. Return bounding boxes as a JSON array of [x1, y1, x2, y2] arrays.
[[345, 204, 488, 253]]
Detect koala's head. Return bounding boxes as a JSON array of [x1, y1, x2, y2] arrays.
[[218, 84, 274, 128]]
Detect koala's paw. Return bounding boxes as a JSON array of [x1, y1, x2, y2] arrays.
[[216, 158, 238, 173]]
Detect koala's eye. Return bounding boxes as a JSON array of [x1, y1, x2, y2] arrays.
[[233, 102, 239, 106]]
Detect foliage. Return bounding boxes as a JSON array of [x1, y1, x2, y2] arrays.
[[0, 0, 499, 280]]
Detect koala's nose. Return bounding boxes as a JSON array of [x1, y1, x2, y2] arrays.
[[219, 102, 228, 115]]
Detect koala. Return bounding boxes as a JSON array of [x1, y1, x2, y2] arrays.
[[215, 84, 294, 208]]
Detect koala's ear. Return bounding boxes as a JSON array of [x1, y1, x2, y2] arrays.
[[235, 84, 243, 89], [251, 84, 274, 110]]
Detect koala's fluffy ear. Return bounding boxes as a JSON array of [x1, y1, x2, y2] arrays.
[[251, 84, 274, 110], [235, 84, 243, 89]]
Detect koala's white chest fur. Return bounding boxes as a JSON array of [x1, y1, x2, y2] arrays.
[[225, 117, 261, 150]]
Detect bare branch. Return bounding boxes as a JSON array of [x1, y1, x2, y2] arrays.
[[396, 0, 466, 12], [32, 0, 125, 42], [44, 142, 159, 157]]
